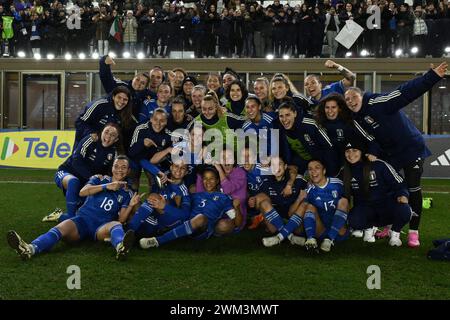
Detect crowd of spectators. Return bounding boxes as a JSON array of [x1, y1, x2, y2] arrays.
[[1, 0, 450, 58]]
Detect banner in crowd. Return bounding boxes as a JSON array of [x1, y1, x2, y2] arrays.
[[0, 130, 74, 169], [423, 135, 450, 178]]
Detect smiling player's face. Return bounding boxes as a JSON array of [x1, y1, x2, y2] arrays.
[[170, 162, 188, 180], [113, 92, 129, 110], [202, 171, 219, 192], [112, 159, 130, 181], [345, 90, 363, 113], [308, 161, 326, 185], [101, 125, 119, 147], [345, 148, 362, 164]]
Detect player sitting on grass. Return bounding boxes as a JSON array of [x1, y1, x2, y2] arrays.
[[127, 161, 191, 238], [240, 146, 270, 229], [7, 156, 142, 261], [247, 156, 308, 247], [263, 159, 350, 252], [139, 166, 242, 249], [43, 123, 122, 223]]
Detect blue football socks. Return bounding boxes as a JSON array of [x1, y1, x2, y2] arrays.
[[327, 209, 348, 240], [156, 220, 193, 246], [304, 211, 317, 239], [31, 227, 62, 254], [279, 214, 303, 240], [263, 208, 284, 231]]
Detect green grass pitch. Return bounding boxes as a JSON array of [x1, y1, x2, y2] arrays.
[[0, 168, 449, 300]]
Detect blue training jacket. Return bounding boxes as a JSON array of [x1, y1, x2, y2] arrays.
[[59, 135, 116, 184], [99, 55, 154, 117], [74, 96, 120, 147], [352, 69, 441, 170], [348, 159, 409, 206], [277, 113, 340, 176]]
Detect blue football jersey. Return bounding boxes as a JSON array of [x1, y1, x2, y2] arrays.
[[77, 176, 133, 225], [322, 81, 345, 98], [241, 112, 277, 157], [260, 174, 308, 208], [244, 164, 271, 196], [309, 81, 345, 106], [147, 181, 191, 229], [191, 192, 235, 222], [242, 112, 276, 132], [306, 177, 344, 228], [138, 99, 172, 124], [172, 139, 203, 188]]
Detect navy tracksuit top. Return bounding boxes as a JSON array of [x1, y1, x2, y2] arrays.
[[348, 160, 409, 206], [352, 69, 441, 170]]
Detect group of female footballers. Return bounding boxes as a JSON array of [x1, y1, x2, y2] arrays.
[[6, 56, 448, 260]]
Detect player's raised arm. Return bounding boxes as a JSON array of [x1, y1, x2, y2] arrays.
[[325, 60, 356, 88]]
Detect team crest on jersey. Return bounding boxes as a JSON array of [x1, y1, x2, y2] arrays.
[[336, 129, 344, 138], [93, 148, 97, 153], [256, 177, 261, 183], [304, 134, 311, 142], [364, 116, 376, 126], [107, 153, 113, 161], [170, 192, 176, 199], [369, 170, 377, 181], [162, 139, 166, 146], [332, 190, 338, 198], [213, 196, 219, 201], [118, 195, 123, 203]]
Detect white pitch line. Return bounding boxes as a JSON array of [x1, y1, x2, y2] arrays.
[[423, 191, 450, 194], [0, 180, 54, 185]]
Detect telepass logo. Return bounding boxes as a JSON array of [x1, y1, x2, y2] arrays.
[[1, 137, 19, 160]]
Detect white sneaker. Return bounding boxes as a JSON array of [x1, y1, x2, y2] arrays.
[[288, 234, 306, 246], [42, 208, 63, 222], [389, 231, 402, 247], [305, 238, 318, 251], [7, 230, 34, 260], [320, 238, 334, 252], [363, 227, 376, 243], [139, 237, 159, 249], [351, 230, 364, 238], [262, 235, 281, 247]]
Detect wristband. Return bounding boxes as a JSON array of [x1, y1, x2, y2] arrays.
[[102, 184, 108, 191], [337, 66, 344, 72]]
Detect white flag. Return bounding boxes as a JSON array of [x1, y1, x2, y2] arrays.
[[335, 20, 364, 49]]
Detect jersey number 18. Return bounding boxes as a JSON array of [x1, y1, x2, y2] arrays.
[[100, 197, 114, 211]]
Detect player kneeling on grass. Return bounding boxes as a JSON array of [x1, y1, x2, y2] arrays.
[[247, 156, 308, 247], [43, 123, 122, 223], [127, 161, 191, 238], [261, 159, 349, 252], [139, 166, 242, 249], [342, 138, 413, 247], [7, 156, 142, 261]]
